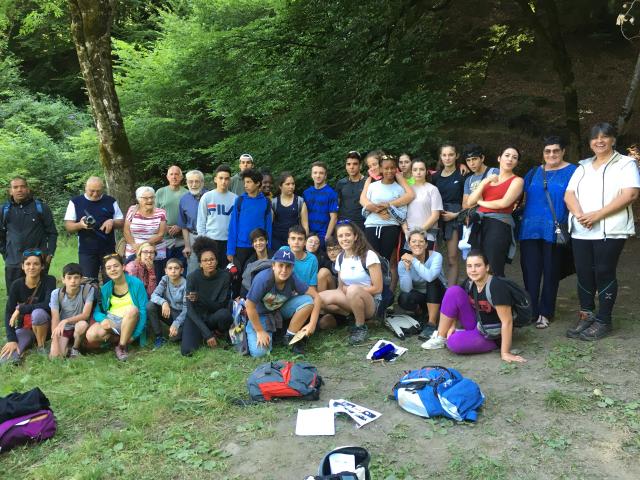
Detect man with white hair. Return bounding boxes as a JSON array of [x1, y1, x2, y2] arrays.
[[156, 165, 187, 267], [64, 176, 124, 279], [178, 170, 208, 273], [229, 153, 254, 196]]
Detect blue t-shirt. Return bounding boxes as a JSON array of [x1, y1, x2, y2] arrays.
[[278, 246, 318, 286], [247, 268, 309, 315], [463, 168, 499, 195], [303, 184, 339, 241], [519, 164, 577, 242]]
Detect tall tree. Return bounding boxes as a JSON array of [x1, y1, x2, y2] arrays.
[[68, 0, 135, 208], [515, 0, 581, 159]]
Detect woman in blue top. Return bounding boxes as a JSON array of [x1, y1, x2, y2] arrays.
[[519, 136, 576, 329]]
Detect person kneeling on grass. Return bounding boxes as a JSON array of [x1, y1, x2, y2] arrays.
[[86, 253, 147, 361], [318, 221, 383, 345], [49, 263, 95, 359], [421, 250, 526, 363], [181, 236, 233, 356], [245, 249, 322, 357], [147, 258, 187, 349]]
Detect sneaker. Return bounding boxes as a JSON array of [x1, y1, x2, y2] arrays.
[[115, 344, 129, 361], [348, 325, 369, 345], [421, 332, 447, 350], [283, 333, 307, 355], [566, 311, 596, 339], [578, 321, 612, 341], [418, 324, 437, 340], [69, 347, 81, 359], [153, 336, 167, 349]]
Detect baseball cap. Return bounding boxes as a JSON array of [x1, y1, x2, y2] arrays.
[[271, 249, 296, 265]]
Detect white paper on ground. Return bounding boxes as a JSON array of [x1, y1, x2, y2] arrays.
[[329, 453, 356, 474], [295, 408, 335, 436], [329, 399, 382, 428], [365, 339, 407, 362]]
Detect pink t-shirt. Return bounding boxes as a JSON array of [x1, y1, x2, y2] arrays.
[[125, 206, 167, 259], [406, 183, 443, 241]]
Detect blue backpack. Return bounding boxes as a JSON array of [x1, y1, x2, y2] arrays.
[[392, 366, 484, 422]]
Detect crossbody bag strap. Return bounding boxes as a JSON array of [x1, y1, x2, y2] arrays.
[[541, 167, 561, 228]]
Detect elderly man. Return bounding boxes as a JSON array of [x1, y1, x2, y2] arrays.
[[1, 176, 57, 288], [229, 153, 254, 196], [178, 170, 208, 273], [156, 165, 187, 267], [64, 176, 124, 279]]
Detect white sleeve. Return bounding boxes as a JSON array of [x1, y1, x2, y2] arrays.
[[566, 166, 582, 192], [113, 201, 124, 220], [364, 250, 381, 268], [620, 159, 640, 189], [63, 201, 76, 221]]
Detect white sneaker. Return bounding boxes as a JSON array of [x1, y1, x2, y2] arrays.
[[421, 332, 447, 350]]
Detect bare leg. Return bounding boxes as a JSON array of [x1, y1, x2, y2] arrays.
[[389, 249, 399, 293], [319, 289, 351, 317], [119, 306, 139, 346], [49, 336, 70, 359], [86, 322, 111, 343], [345, 285, 375, 326], [426, 303, 441, 326], [445, 231, 460, 287], [288, 304, 313, 332], [436, 312, 457, 338], [32, 324, 49, 348], [73, 321, 89, 349], [317, 268, 336, 292]]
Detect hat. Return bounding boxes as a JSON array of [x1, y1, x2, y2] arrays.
[[239, 153, 254, 162], [271, 249, 296, 265]]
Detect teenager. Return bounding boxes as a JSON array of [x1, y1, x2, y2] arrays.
[[280, 225, 319, 289], [421, 250, 526, 364], [318, 222, 383, 345], [314, 235, 341, 292], [181, 237, 234, 356], [147, 258, 187, 348], [271, 171, 309, 250], [229, 153, 254, 196], [241, 228, 274, 296], [564, 122, 640, 340], [261, 169, 274, 200], [86, 254, 148, 361], [245, 249, 322, 356], [403, 158, 443, 250], [197, 164, 237, 269], [227, 169, 272, 272], [336, 151, 367, 230], [49, 263, 94, 359], [124, 241, 157, 297], [303, 161, 339, 248], [398, 153, 415, 185], [398, 230, 446, 339], [466, 146, 524, 277], [1, 250, 56, 363], [462, 144, 499, 208]]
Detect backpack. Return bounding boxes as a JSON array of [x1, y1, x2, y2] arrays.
[[229, 298, 249, 355], [247, 361, 323, 402], [306, 446, 371, 480], [0, 409, 57, 453], [57, 282, 100, 318], [392, 366, 484, 422], [337, 251, 393, 317], [271, 195, 304, 222], [1, 199, 44, 228], [384, 314, 421, 339]]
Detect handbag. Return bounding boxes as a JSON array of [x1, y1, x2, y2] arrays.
[[542, 167, 570, 245], [17, 280, 41, 330]]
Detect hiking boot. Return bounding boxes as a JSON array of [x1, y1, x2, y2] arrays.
[[418, 324, 437, 340], [153, 336, 167, 349], [115, 344, 129, 362], [578, 321, 612, 341], [69, 347, 81, 359], [421, 331, 446, 350], [566, 311, 596, 339], [348, 325, 369, 345]]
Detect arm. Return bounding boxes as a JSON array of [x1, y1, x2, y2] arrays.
[[326, 212, 338, 240], [171, 287, 188, 330], [412, 254, 442, 283], [496, 304, 525, 363], [422, 210, 440, 231], [466, 175, 495, 208], [4, 284, 19, 342], [245, 298, 269, 347], [197, 195, 207, 236], [389, 173, 415, 207], [131, 280, 148, 340], [364, 263, 383, 296], [300, 202, 309, 234], [300, 287, 323, 336], [19, 276, 56, 314], [266, 204, 273, 249], [578, 188, 639, 227], [359, 177, 379, 211], [227, 200, 238, 258], [563, 190, 583, 217], [146, 220, 167, 245], [397, 261, 413, 292], [150, 276, 168, 306], [477, 177, 524, 210]]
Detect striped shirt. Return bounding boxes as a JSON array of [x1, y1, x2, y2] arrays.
[[125, 206, 167, 259]]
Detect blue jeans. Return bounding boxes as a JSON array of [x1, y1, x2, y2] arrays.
[[246, 294, 314, 357]]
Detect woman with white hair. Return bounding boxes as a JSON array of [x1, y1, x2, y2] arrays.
[[123, 186, 167, 279]]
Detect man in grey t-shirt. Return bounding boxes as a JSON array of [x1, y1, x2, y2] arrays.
[[229, 153, 254, 196]]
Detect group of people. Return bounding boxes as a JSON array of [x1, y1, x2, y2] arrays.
[[1, 122, 639, 365]]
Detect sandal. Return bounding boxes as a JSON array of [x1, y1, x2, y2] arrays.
[[535, 315, 550, 329]]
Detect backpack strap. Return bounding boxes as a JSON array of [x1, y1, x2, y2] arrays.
[[271, 196, 278, 215], [296, 195, 304, 221], [58, 286, 65, 308], [484, 276, 494, 307]]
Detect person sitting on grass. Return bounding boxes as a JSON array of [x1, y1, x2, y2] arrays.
[[181, 236, 234, 356], [245, 249, 322, 357], [240, 228, 274, 297], [398, 229, 446, 340], [315, 235, 341, 292], [49, 263, 95, 359], [421, 250, 526, 363], [124, 241, 157, 296], [1, 249, 56, 363], [85, 253, 147, 362], [280, 225, 319, 290], [147, 258, 187, 349], [318, 221, 382, 345]]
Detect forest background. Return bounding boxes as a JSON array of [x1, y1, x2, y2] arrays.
[[1, 0, 640, 221]]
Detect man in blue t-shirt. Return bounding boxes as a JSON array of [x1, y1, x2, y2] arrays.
[[279, 225, 318, 289], [245, 249, 322, 357], [303, 161, 338, 249]]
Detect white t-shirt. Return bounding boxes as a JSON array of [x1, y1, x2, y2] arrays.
[[364, 181, 405, 226], [64, 195, 124, 221], [335, 250, 380, 286], [567, 155, 640, 240], [406, 183, 443, 241]]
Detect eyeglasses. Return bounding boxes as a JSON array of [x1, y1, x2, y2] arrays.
[[141, 250, 155, 255], [337, 219, 351, 225], [201, 257, 217, 263], [23, 249, 43, 257]]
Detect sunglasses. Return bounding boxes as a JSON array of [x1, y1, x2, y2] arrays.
[[23, 249, 43, 257]]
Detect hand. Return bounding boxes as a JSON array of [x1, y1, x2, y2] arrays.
[[169, 325, 179, 338], [0, 342, 19, 359], [400, 253, 413, 270], [324, 233, 332, 243], [79, 217, 91, 230], [227, 255, 234, 264], [168, 225, 181, 237], [441, 211, 458, 222], [378, 210, 390, 220], [484, 174, 499, 185], [501, 352, 527, 363], [577, 211, 602, 229], [183, 246, 191, 258], [9, 309, 20, 328], [161, 302, 171, 318], [299, 323, 316, 337], [101, 319, 111, 331], [186, 291, 198, 302], [52, 321, 67, 338], [459, 163, 470, 175], [256, 330, 271, 348], [206, 336, 218, 348], [100, 219, 114, 234]]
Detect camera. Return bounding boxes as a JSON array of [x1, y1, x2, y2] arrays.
[[83, 210, 96, 228]]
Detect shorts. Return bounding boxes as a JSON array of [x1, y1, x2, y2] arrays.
[[62, 328, 74, 339], [106, 312, 123, 335]]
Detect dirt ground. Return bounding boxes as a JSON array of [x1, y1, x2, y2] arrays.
[[223, 238, 640, 480]]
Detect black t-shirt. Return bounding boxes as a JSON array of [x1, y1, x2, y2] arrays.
[[432, 171, 466, 205], [467, 276, 512, 327], [336, 176, 366, 226]]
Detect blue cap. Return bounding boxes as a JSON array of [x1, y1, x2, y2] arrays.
[[271, 249, 296, 265]]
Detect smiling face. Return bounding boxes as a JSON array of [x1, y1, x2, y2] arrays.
[[186, 174, 204, 195], [252, 235, 267, 255], [138, 191, 155, 210], [498, 148, 519, 172], [466, 254, 489, 283], [366, 156, 380, 177], [381, 159, 397, 182], [22, 255, 43, 279], [408, 232, 427, 257], [590, 133, 615, 157], [336, 225, 356, 252], [272, 261, 293, 282], [261, 175, 273, 195], [104, 258, 125, 281], [543, 144, 565, 168], [166, 166, 183, 187], [311, 166, 327, 186]]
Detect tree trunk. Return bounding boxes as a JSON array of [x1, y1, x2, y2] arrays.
[[515, 0, 582, 160], [617, 48, 640, 141], [68, 0, 136, 211]]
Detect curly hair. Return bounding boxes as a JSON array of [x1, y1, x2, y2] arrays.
[[335, 221, 375, 260], [192, 236, 219, 262]]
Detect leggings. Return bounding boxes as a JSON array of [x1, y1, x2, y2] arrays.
[[398, 282, 445, 311], [365, 225, 401, 259], [440, 286, 497, 355], [571, 238, 625, 325], [480, 218, 511, 277], [520, 239, 562, 318]]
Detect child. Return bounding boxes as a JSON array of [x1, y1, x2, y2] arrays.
[[147, 258, 187, 348], [303, 162, 338, 249], [49, 263, 95, 359], [312, 235, 341, 292]]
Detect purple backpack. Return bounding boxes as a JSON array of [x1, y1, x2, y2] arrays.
[[0, 409, 57, 453]]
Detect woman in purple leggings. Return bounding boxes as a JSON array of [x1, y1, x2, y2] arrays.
[[421, 250, 526, 363]]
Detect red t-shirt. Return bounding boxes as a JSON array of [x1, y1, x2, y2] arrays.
[[478, 176, 518, 214]]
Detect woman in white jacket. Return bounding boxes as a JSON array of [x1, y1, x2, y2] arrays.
[[564, 122, 640, 340]]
